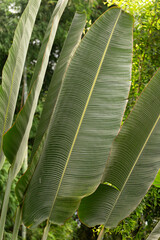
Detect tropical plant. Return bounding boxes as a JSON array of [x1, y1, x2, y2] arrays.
[[0, 1, 160, 240], [0, 0, 69, 238]]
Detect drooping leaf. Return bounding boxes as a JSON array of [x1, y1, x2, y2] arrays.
[[78, 68, 160, 228], [0, 0, 42, 169], [2, 0, 68, 178], [21, 8, 133, 228], [16, 12, 87, 204]]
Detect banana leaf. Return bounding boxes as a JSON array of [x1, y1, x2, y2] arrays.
[[2, 0, 68, 179], [16, 12, 87, 203], [0, 0, 42, 169], [19, 8, 133, 228], [78, 68, 160, 228]]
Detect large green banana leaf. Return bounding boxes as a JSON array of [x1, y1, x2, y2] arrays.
[[146, 222, 160, 240], [30, 12, 86, 162], [19, 8, 133, 228], [0, 0, 42, 169], [78, 68, 160, 228], [16, 12, 87, 204], [2, 0, 68, 179]]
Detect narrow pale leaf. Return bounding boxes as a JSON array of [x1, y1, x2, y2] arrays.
[[147, 222, 160, 240], [79, 68, 160, 227], [21, 8, 133, 228], [3, 0, 68, 178], [0, 0, 42, 169], [16, 12, 86, 203]]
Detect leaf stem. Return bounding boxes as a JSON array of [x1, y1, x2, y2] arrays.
[[12, 206, 22, 240], [0, 153, 5, 170], [0, 168, 13, 240], [21, 146, 28, 240], [22, 223, 27, 240], [97, 225, 105, 240], [42, 220, 51, 240]]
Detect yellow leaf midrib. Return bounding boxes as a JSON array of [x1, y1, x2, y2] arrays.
[[48, 9, 122, 221], [104, 114, 160, 227]]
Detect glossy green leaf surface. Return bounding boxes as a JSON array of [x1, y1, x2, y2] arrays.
[[16, 12, 86, 204], [79, 68, 160, 227], [0, 0, 42, 169], [21, 8, 133, 228], [2, 0, 68, 178]]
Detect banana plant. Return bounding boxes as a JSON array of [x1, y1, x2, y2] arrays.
[[14, 8, 133, 240], [0, 0, 68, 239], [0, 0, 42, 170], [78, 68, 160, 238], [0, 0, 42, 238], [5, 2, 158, 239], [16, 11, 87, 204], [17, 8, 86, 240]]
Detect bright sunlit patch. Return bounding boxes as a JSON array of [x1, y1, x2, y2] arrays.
[[8, 3, 21, 14], [103, 0, 156, 16], [103, 182, 120, 191]]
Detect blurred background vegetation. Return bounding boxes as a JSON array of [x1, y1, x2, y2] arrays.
[[0, 0, 160, 239]]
